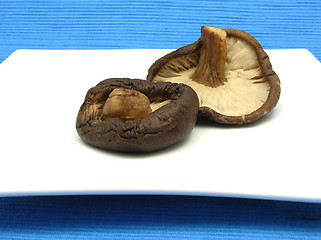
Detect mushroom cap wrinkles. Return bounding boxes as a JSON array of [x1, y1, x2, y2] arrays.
[[76, 78, 199, 152]]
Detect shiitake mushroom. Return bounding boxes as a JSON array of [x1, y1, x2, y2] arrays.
[[76, 27, 281, 153], [147, 26, 281, 124], [76, 78, 199, 152]]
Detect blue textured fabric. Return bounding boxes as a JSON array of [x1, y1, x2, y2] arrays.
[[1, 0, 321, 239], [1, 195, 321, 239], [0, 0, 320, 63]]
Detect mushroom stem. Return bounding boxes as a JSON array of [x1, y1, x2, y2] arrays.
[[192, 26, 227, 88], [102, 88, 152, 121]]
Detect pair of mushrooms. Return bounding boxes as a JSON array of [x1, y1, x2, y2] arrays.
[[76, 26, 281, 152]]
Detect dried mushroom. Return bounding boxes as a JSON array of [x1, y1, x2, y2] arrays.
[[76, 78, 199, 152], [147, 26, 281, 124]]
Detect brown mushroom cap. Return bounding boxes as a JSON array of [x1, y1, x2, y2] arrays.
[[147, 26, 281, 124], [76, 78, 199, 152]]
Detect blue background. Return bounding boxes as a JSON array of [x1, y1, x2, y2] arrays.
[[1, 195, 321, 239], [0, 0, 320, 63], [1, 0, 321, 239]]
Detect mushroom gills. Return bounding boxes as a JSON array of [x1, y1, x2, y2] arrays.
[[153, 36, 270, 116]]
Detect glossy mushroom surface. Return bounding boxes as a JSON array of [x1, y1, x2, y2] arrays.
[[76, 78, 199, 152], [147, 26, 281, 124]]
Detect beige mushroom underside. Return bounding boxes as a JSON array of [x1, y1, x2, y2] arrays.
[[153, 37, 270, 116], [150, 100, 171, 112]]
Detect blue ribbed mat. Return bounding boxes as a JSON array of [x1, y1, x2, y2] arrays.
[[1, 195, 321, 240], [0, 0, 320, 63]]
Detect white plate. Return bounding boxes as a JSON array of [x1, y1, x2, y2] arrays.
[[0, 49, 320, 202]]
